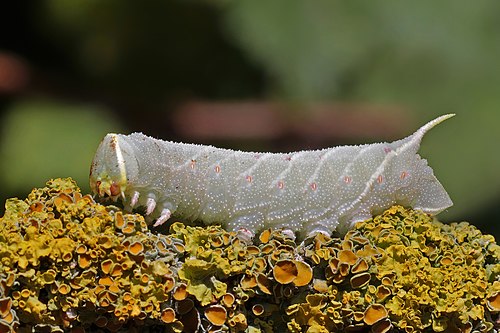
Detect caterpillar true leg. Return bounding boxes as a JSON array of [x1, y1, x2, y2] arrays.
[[146, 198, 156, 215], [130, 191, 140, 208], [153, 208, 172, 227]]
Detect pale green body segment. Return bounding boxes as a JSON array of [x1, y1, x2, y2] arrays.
[[90, 114, 454, 238]]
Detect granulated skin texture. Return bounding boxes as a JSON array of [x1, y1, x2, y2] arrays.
[[90, 114, 454, 239]]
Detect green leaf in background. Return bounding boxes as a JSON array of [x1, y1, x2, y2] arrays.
[[0, 99, 122, 201]]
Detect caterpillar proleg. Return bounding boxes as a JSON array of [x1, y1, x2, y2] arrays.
[[90, 114, 454, 239]]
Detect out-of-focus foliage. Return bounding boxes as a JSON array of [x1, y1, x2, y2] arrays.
[[0, 99, 121, 199], [223, 1, 500, 101], [42, 0, 264, 101], [0, 178, 498, 332]]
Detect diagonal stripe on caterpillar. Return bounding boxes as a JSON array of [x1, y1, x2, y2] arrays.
[[89, 114, 454, 239]]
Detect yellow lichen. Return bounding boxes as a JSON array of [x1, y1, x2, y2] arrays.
[[160, 307, 176, 323], [204, 304, 227, 326], [0, 179, 184, 331], [273, 260, 298, 284], [363, 303, 388, 325], [286, 206, 500, 332], [0, 179, 498, 332]]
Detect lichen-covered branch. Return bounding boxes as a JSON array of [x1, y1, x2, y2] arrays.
[[0, 179, 498, 333]]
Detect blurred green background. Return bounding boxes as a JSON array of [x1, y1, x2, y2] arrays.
[[0, 1, 499, 238]]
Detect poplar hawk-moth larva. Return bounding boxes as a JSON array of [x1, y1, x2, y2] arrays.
[[90, 114, 454, 239]]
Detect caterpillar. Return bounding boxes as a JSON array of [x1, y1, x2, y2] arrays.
[[90, 114, 454, 239]]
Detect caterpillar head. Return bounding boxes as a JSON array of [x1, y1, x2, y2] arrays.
[[90, 134, 139, 200]]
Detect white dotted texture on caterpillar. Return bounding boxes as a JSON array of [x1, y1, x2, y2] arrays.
[[89, 114, 454, 239]]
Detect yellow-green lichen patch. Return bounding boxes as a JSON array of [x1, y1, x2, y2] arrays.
[[0, 178, 184, 332], [170, 220, 314, 332], [0, 179, 499, 332], [287, 206, 499, 333], [362, 206, 500, 332]]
